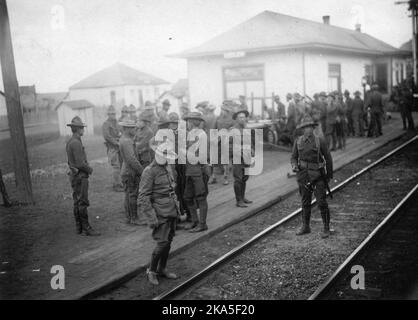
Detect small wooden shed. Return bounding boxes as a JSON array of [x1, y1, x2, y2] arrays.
[[56, 100, 95, 136]]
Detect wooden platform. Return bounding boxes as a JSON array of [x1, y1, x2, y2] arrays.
[[43, 119, 414, 299]]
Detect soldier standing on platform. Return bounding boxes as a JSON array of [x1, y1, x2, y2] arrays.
[[201, 104, 218, 184], [119, 119, 144, 225], [135, 112, 155, 168], [352, 91, 365, 137], [344, 90, 354, 137], [158, 99, 171, 122], [291, 116, 333, 238], [66, 116, 100, 236], [128, 104, 138, 122], [180, 103, 190, 119], [366, 83, 384, 137], [335, 93, 347, 150], [231, 108, 253, 208], [138, 140, 179, 285], [119, 105, 129, 122], [325, 92, 337, 151], [215, 101, 235, 185], [143, 101, 158, 133], [399, 86, 416, 131], [102, 105, 123, 191], [274, 95, 286, 120], [183, 112, 210, 232]]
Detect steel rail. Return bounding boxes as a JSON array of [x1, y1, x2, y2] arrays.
[[154, 134, 418, 300], [308, 183, 418, 300]]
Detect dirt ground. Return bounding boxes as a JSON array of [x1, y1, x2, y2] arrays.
[[0, 144, 281, 299]]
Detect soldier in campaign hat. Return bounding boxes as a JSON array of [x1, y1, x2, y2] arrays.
[[182, 112, 210, 232], [230, 108, 252, 208], [135, 112, 155, 168], [158, 99, 171, 123], [291, 115, 333, 238], [119, 105, 129, 122], [102, 105, 123, 191], [119, 119, 144, 225], [128, 104, 137, 122], [66, 116, 100, 236], [138, 139, 179, 285]]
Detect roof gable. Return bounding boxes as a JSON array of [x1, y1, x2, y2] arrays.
[[70, 63, 169, 90], [175, 11, 401, 58], [56, 99, 95, 110]]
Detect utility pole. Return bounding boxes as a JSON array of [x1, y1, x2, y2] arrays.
[[0, 0, 34, 204]]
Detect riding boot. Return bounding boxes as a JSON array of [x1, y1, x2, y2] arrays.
[[320, 208, 331, 238], [234, 182, 247, 207], [296, 207, 311, 235]]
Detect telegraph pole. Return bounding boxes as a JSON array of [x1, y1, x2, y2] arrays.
[[0, 0, 34, 204]]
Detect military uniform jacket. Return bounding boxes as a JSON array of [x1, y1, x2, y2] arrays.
[[352, 98, 364, 115], [345, 97, 353, 116], [326, 102, 337, 124], [291, 133, 333, 181], [119, 135, 143, 178], [102, 119, 121, 149], [367, 91, 384, 113], [185, 128, 208, 177], [66, 135, 92, 177], [137, 162, 178, 223], [215, 115, 234, 130], [134, 126, 154, 165]]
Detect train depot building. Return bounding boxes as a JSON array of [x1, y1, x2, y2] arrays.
[[174, 11, 411, 115]]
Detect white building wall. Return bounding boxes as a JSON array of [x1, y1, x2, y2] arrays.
[[187, 51, 304, 109], [304, 51, 374, 96]]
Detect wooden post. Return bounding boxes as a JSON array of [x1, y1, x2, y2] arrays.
[[271, 92, 276, 121], [0, 0, 34, 204]]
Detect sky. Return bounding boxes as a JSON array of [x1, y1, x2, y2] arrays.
[[0, 0, 413, 93]]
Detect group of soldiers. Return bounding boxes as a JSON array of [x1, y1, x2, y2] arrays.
[[272, 83, 411, 151], [65, 81, 414, 285]]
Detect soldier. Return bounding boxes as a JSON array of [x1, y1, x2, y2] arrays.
[[158, 99, 171, 122], [179, 102, 190, 119], [143, 101, 158, 133], [215, 101, 235, 185], [128, 104, 137, 122], [201, 105, 218, 184], [318, 92, 328, 138], [325, 92, 337, 151], [344, 90, 354, 137], [366, 83, 384, 137], [231, 108, 253, 208], [274, 95, 286, 120], [102, 105, 123, 191], [335, 93, 347, 150], [399, 86, 416, 131], [119, 105, 129, 122], [66, 116, 100, 236], [138, 140, 179, 285], [183, 112, 210, 232], [291, 116, 333, 238], [135, 112, 155, 168], [352, 91, 365, 137], [119, 119, 144, 225]]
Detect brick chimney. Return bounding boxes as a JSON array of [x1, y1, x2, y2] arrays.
[[355, 23, 361, 32], [322, 15, 330, 25]]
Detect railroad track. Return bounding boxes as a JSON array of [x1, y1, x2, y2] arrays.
[[309, 183, 418, 300], [152, 135, 418, 300]]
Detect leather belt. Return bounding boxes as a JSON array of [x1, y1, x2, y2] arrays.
[[299, 160, 324, 170]]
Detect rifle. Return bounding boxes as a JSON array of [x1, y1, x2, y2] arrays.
[[0, 169, 12, 207]]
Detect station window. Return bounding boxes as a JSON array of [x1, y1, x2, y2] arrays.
[[328, 63, 341, 92]]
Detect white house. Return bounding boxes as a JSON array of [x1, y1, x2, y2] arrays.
[[55, 100, 95, 136], [172, 11, 411, 115], [0, 91, 6, 117], [69, 63, 171, 114], [156, 78, 189, 115]]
